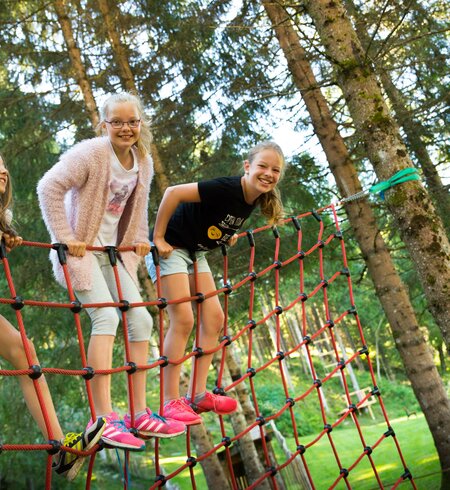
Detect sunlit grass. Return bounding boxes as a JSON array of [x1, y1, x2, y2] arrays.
[[274, 413, 441, 489]]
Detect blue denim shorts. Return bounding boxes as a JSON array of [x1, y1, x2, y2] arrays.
[[145, 248, 211, 283]]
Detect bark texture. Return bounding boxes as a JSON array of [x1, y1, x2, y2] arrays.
[[53, 0, 99, 127], [262, 1, 450, 484], [303, 0, 450, 354]]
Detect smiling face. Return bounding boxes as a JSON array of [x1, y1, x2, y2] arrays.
[[243, 148, 283, 200], [0, 156, 9, 195], [102, 101, 141, 154]]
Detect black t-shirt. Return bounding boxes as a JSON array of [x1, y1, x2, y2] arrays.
[[156, 176, 255, 251]]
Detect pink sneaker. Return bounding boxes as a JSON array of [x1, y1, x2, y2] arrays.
[[184, 392, 237, 415], [163, 399, 202, 426], [89, 412, 145, 451], [124, 408, 186, 438]]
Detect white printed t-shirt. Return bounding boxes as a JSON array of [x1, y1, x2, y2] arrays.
[[95, 145, 138, 247]]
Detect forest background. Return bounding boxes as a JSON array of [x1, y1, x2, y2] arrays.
[[0, 0, 449, 489]]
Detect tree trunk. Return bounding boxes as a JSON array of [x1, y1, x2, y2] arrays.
[[344, 0, 450, 237], [225, 348, 278, 490], [261, 1, 450, 485], [52, 0, 99, 127], [180, 372, 230, 489], [303, 0, 450, 352]]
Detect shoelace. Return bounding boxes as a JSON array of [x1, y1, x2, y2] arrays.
[[109, 419, 130, 432], [171, 398, 196, 412], [150, 412, 167, 423]]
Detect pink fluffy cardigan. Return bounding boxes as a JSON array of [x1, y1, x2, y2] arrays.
[[37, 136, 153, 291]]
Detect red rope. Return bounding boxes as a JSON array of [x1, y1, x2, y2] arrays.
[[0, 206, 417, 489]]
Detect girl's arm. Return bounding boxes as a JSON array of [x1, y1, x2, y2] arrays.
[[37, 155, 89, 255], [153, 183, 200, 258]]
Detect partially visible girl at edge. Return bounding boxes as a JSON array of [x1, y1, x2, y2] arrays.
[[0, 153, 106, 480], [37, 93, 185, 452], [146, 141, 285, 425]]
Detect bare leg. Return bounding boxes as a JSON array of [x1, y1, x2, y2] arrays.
[[0, 315, 63, 440], [128, 340, 149, 412], [87, 334, 115, 416], [187, 272, 224, 398], [160, 273, 194, 401]]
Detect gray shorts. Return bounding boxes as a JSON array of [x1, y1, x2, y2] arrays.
[[145, 248, 211, 282]]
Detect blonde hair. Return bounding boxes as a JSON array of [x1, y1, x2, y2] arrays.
[[247, 141, 285, 225], [0, 153, 17, 235], [95, 92, 153, 159]]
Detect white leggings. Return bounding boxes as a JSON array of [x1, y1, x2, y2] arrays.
[[76, 253, 153, 341]]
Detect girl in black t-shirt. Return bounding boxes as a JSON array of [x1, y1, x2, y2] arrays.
[[146, 141, 285, 425]]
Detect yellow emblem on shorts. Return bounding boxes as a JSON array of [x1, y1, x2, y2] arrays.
[[207, 226, 222, 240]]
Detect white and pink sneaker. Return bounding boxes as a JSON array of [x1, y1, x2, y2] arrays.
[[88, 412, 145, 451], [124, 408, 186, 438]]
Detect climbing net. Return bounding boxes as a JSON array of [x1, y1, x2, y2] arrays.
[[0, 203, 416, 489]]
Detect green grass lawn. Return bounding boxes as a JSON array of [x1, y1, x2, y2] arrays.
[[278, 413, 440, 489]]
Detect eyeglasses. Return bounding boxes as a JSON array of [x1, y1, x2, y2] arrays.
[[105, 119, 141, 129]]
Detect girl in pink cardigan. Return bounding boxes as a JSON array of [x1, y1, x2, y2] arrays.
[[37, 93, 185, 452], [0, 153, 105, 480]]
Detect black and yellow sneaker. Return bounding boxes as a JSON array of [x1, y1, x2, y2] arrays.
[[52, 417, 106, 481]]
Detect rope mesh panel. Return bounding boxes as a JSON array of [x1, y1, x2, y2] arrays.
[[0, 204, 416, 489]]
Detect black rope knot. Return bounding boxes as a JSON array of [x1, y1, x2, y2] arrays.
[[401, 468, 412, 480], [296, 444, 306, 454], [193, 347, 204, 358], [158, 355, 169, 367], [155, 474, 166, 486], [223, 282, 233, 295], [82, 366, 95, 380], [119, 300, 130, 312], [324, 424, 333, 433], [126, 361, 137, 374], [247, 367, 256, 378], [276, 351, 285, 360], [384, 426, 395, 438], [364, 446, 373, 455], [157, 297, 168, 309], [340, 468, 349, 478], [273, 260, 282, 269], [195, 292, 205, 303], [29, 364, 42, 379], [359, 345, 369, 356], [246, 230, 255, 247], [220, 335, 232, 346], [70, 300, 82, 313], [213, 386, 225, 396], [222, 436, 232, 447], [52, 243, 67, 265], [47, 439, 61, 455], [11, 296, 24, 310], [186, 456, 197, 467], [248, 271, 257, 282], [291, 217, 301, 230], [104, 245, 118, 266], [247, 319, 257, 330]]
